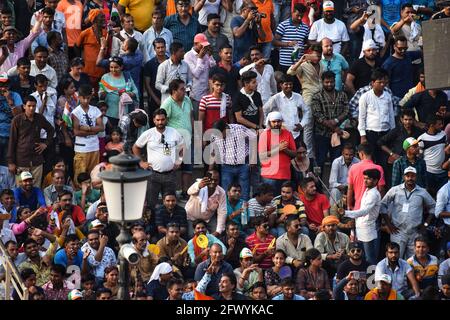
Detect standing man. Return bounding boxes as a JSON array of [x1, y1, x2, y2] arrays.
[[155, 42, 192, 104], [381, 167, 435, 260], [7, 96, 54, 187], [143, 38, 167, 115], [252, 0, 276, 59], [358, 68, 396, 164], [320, 38, 349, 92], [308, 1, 350, 55], [391, 138, 427, 188], [203, 13, 230, 62], [141, 10, 173, 64], [434, 167, 450, 254], [311, 71, 349, 170], [117, 0, 156, 32], [258, 111, 296, 195], [132, 108, 185, 210], [184, 33, 216, 120]]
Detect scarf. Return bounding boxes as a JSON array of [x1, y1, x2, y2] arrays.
[[193, 234, 208, 262], [415, 81, 425, 93], [148, 262, 173, 283], [240, 88, 256, 109]]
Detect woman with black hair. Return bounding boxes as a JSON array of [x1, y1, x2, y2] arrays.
[[296, 248, 331, 299]]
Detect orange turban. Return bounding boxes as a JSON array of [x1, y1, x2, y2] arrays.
[[322, 215, 340, 226], [88, 9, 102, 23]]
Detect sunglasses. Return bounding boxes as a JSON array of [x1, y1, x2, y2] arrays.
[[350, 248, 362, 253], [261, 224, 270, 229], [160, 133, 165, 144]]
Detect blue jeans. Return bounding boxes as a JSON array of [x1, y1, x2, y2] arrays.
[[260, 42, 272, 59], [261, 177, 285, 196], [426, 171, 447, 197], [273, 1, 291, 25], [221, 164, 250, 200], [0, 136, 8, 166], [362, 237, 380, 266], [314, 134, 342, 169]]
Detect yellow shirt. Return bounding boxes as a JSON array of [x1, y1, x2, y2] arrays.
[[118, 0, 156, 31]]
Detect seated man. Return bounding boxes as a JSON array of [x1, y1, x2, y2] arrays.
[[185, 170, 226, 237], [155, 191, 188, 240], [272, 278, 305, 300], [48, 190, 86, 232], [225, 183, 247, 231], [219, 221, 247, 269], [18, 238, 56, 286], [74, 172, 100, 213], [364, 274, 404, 300], [233, 248, 264, 297], [43, 169, 74, 206], [406, 236, 439, 290], [329, 144, 359, 206], [271, 181, 307, 237], [245, 217, 276, 270], [13, 172, 46, 211], [247, 183, 276, 232], [130, 230, 159, 283], [187, 219, 227, 267]]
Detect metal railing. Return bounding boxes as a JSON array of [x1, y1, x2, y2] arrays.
[[0, 239, 28, 300]]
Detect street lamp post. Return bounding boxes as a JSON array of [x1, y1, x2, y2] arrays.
[[98, 153, 151, 300]]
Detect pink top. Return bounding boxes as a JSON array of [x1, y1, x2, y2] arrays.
[[347, 159, 385, 210], [0, 30, 40, 73]]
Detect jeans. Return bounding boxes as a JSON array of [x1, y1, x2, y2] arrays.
[[426, 171, 448, 197], [362, 237, 380, 266], [273, 1, 291, 25], [314, 134, 342, 169], [0, 136, 8, 166], [261, 177, 285, 196], [260, 42, 272, 59], [221, 164, 250, 201], [146, 170, 177, 210]]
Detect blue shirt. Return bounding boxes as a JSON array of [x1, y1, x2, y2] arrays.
[[54, 249, 84, 268], [226, 197, 245, 228], [0, 92, 23, 137], [320, 53, 349, 91], [272, 294, 305, 300], [375, 257, 413, 294], [164, 14, 200, 52], [230, 16, 258, 63], [13, 187, 46, 211], [381, 0, 408, 31]]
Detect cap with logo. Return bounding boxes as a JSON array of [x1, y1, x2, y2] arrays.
[[194, 33, 210, 46], [375, 274, 392, 284], [403, 137, 419, 151], [68, 289, 83, 300], [323, 1, 335, 11], [240, 247, 253, 259], [0, 73, 9, 83], [20, 171, 33, 181], [403, 166, 417, 175]]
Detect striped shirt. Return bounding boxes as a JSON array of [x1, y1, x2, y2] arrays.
[[407, 254, 439, 289], [245, 232, 275, 269], [248, 198, 266, 218], [276, 19, 310, 67], [199, 94, 231, 132]]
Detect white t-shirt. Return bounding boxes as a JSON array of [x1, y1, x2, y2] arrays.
[[31, 9, 66, 33], [134, 126, 184, 172], [308, 18, 350, 54], [72, 105, 102, 153], [31, 88, 58, 139], [418, 131, 447, 174], [199, 0, 221, 26]]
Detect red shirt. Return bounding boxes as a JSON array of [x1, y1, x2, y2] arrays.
[[259, 129, 296, 180], [299, 192, 330, 226], [47, 205, 86, 226], [199, 93, 231, 132], [245, 232, 275, 269], [347, 159, 385, 210]]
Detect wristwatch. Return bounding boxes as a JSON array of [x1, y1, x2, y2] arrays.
[[423, 222, 429, 227]]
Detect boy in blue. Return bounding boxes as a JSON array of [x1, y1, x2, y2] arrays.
[[54, 234, 86, 272], [272, 278, 305, 300]]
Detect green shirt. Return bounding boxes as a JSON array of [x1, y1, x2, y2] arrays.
[[161, 96, 193, 136], [75, 189, 101, 211]]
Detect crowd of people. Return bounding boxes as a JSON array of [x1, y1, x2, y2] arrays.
[[0, 0, 450, 301]]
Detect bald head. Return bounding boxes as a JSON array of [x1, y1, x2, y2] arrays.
[[322, 38, 333, 56]]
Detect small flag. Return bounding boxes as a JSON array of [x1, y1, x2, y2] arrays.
[[110, 3, 120, 23], [194, 290, 214, 300]]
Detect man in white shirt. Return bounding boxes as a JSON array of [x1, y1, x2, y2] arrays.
[[141, 10, 173, 63], [239, 45, 277, 105], [308, 1, 349, 55], [263, 74, 310, 146], [329, 144, 359, 205], [358, 68, 395, 164], [340, 168, 381, 266], [132, 108, 185, 210], [118, 14, 143, 55], [30, 0, 66, 36]]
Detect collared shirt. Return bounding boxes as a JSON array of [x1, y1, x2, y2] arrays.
[[135, 126, 184, 172], [314, 231, 350, 261], [263, 91, 310, 139], [329, 156, 360, 188], [155, 58, 192, 103], [246, 232, 275, 269], [418, 131, 447, 174], [381, 183, 435, 229], [358, 89, 396, 136], [406, 254, 439, 289], [31, 28, 62, 53], [7, 111, 54, 167], [404, 90, 449, 123], [31, 8, 65, 33], [209, 62, 241, 99], [0, 166, 15, 192], [161, 96, 193, 137], [0, 93, 23, 137], [141, 27, 173, 63], [320, 53, 349, 91], [239, 64, 277, 105], [0, 31, 40, 73], [155, 204, 188, 230], [81, 242, 117, 279], [435, 181, 450, 226], [185, 181, 227, 234], [119, 29, 143, 45], [375, 257, 413, 293], [184, 48, 216, 101], [391, 156, 427, 188], [226, 198, 245, 228], [275, 232, 313, 265], [275, 18, 310, 67], [210, 124, 257, 165], [164, 14, 200, 52], [19, 253, 54, 286], [272, 294, 306, 300], [311, 88, 349, 137], [42, 280, 74, 300], [156, 236, 188, 268], [48, 49, 69, 84], [349, 85, 399, 119], [43, 184, 74, 206], [29, 61, 58, 89], [31, 89, 58, 139]]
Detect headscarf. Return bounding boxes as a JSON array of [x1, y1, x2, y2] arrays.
[[88, 9, 103, 23], [321, 215, 340, 226], [148, 262, 173, 283], [266, 111, 283, 127]]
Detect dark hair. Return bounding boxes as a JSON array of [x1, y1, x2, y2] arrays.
[[279, 74, 296, 84], [293, 3, 307, 13], [77, 172, 90, 184], [168, 78, 185, 94], [153, 37, 166, 48], [163, 191, 177, 199], [212, 119, 228, 132], [252, 216, 268, 227], [281, 181, 294, 191], [342, 143, 354, 152], [51, 168, 65, 178], [274, 249, 287, 258], [4, 240, 17, 248], [81, 273, 96, 283], [192, 219, 207, 228], [153, 108, 167, 118], [385, 242, 400, 251], [310, 44, 322, 53], [23, 238, 38, 248], [64, 234, 79, 247], [414, 235, 429, 246], [110, 126, 122, 137], [363, 168, 381, 181], [78, 84, 92, 97], [207, 13, 220, 22], [167, 278, 184, 290], [210, 73, 225, 84], [108, 56, 124, 67], [0, 188, 13, 197], [357, 143, 373, 156], [126, 37, 139, 53], [401, 3, 413, 10], [394, 35, 408, 44], [285, 215, 300, 229], [221, 272, 237, 289], [96, 287, 112, 298], [58, 190, 73, 200], [241, 70, 258, 85], [371, 68, 388, 82], [301, 177, 316, 189], [20, 268, 36, 281], [35, 74, 48, 85], [0, 8, 12, 15], [254, 183, 274, 197], [131, 110, 148, 126], [59, 78, 75, 94], [87, 229, 100, 237], [250, 281, 266, 293], [46, 31, 61, 46], [219, 43, 232, 51], [226, 220, 239, 229], [152, 9, 163, 17], [279, 277, 296, 288], [33, 46, 49, 56], [42, 7, 55, 16], [227, 182, 241, 192], [442, 274, 450, 286], [51, 264, 66, 276], [24, 95, 37, 104], [426, 114, 443, 126], [70, 57, 85, 67], [249, 45, 262, 54], [315, 289, 332, 300], [304, 248, 321, 268], [17, 57, 31, 67], [170, 42, 184, 55], [321, 70, 336, 81], [401, 109, 415, 118]]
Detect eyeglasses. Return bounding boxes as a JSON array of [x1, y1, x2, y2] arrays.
[[396, 46, 408, 51], [350, 248, 362, 253], [109, 56, 123, 64]]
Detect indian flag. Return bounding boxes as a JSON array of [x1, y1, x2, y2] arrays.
[[110, 3, 120, 22], [62, 101, 72, 128]]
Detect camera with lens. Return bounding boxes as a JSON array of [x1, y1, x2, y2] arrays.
[[250, 7, 267, 19], [119, 243, 141, 265]]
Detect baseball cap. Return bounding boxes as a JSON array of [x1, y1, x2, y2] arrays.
[[299, 213, 307, 219], [404, 166, 417, 175], [0, 73, 8, 83], [349, 242, 364, 250], [89, 219, 105, 230], [362, 39, 378, 51], [323, 1, 334, 11], [375, 274, 392, 284], [194, 33, 210, 46], [403, 137, 419, 151], [20, 171, 33, 181], [240, 248, 253, 259], [68, 289, 83, 300]]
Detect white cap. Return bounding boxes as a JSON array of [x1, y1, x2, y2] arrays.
[[267, 111, 283, 122], [20, 171, 33, 181], [375, 274, 392, 284], [404, 166, 417, 175], [362, 39, 378, 51], [323, 1, 334, 11]]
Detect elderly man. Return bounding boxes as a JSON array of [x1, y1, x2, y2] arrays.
[[43, 169, 74, 206], [258, 111, 297, 195], [380, 167, 435, 260], [185, 170, 227, 238], [329, 144, 359, 206], [131, 230, 159, 283], [314, 215, 350, 277]]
